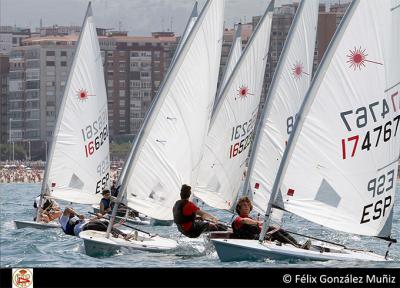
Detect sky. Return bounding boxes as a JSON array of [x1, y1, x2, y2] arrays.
[[0, 0, 349, 36]]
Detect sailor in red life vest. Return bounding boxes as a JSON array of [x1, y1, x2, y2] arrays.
[[232, 196, 311, 249], [173, 184, 228, 238]]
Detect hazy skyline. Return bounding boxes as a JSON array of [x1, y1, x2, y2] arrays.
[[1, 0, 348, 36]]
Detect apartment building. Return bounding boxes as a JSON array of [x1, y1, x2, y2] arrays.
[[0, 55, 9, 145]]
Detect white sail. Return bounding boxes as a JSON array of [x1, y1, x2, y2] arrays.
[[171, 2, 198, 65], [121, 0, 224, 220], [117, 2, 199, 187], [247, 0, 319, 214], [217, 23, 243, 99], [44, 4, 110, 204], [272, 0, 399, 238], [194, 2, 274, 210]]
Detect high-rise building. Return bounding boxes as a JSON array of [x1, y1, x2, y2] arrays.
[[102, 32, 177, 139], [0, 26, 31, 55], [0, 55, 9, 145], [7, 36, 77, 158], [5, 30, 177, 154]]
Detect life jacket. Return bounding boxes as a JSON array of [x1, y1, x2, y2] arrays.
[[100, 198, 113, 213], [62, 216, 79, 236], [172, 200, 196, 225], [232, 217, 260, 240]]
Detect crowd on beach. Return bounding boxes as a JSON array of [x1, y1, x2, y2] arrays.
[[0, 160, 123, 184], [1, 160, 400, 184]]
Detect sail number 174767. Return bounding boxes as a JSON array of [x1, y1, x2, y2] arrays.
[[340, 94, 400, 160]]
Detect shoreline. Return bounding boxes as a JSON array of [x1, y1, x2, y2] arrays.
[[0, 168, 120, 184]]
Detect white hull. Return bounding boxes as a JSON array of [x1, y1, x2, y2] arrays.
[[211, 238, 389, 262], [79, 230, 178, 257], [14, 220, 60, 230]]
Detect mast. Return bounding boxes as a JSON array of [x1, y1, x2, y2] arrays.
[[106, 0, 213, 237], [36, 2, 93, 222], [258, 0, 359, 241]]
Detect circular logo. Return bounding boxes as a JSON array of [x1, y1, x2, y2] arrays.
[[282, 274, 292, 284], [12, 269, 33, 288]]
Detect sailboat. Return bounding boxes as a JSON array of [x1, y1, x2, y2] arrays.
[[212, 0, 399, 262], [194, 1, 274, 212], [90, 2, 200, 227], [14, 2, 110, 230], [79, 0, 225, 256]]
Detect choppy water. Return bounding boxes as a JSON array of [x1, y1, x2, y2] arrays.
[[1, 183, 399, 268]]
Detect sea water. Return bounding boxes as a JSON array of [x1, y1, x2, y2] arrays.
[[1, 183, 399, 268]]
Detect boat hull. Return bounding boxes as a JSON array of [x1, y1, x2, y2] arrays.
[[79, 230, 178, 257], [14, 220, 60, 230], [211, 238, 388, 262]]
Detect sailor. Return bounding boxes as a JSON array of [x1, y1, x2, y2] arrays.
[[97, 187, 133, 218], [98, 188, 114, 216], [173, 184, 228, 238], [110, 180, 118, 197], [33, 196, 62, 223], [232, 196, 311, 249], [60, 207, 129, 238]]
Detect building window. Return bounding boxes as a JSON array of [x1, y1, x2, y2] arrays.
[[61, 61, 67, 67], [46, 61, 55, 66], [141, 81, 151, 89], [46, 51, 55, 56], [130, 80, 140, 88], [140, 71, 150, 78], [61, 51, 67, 57]]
